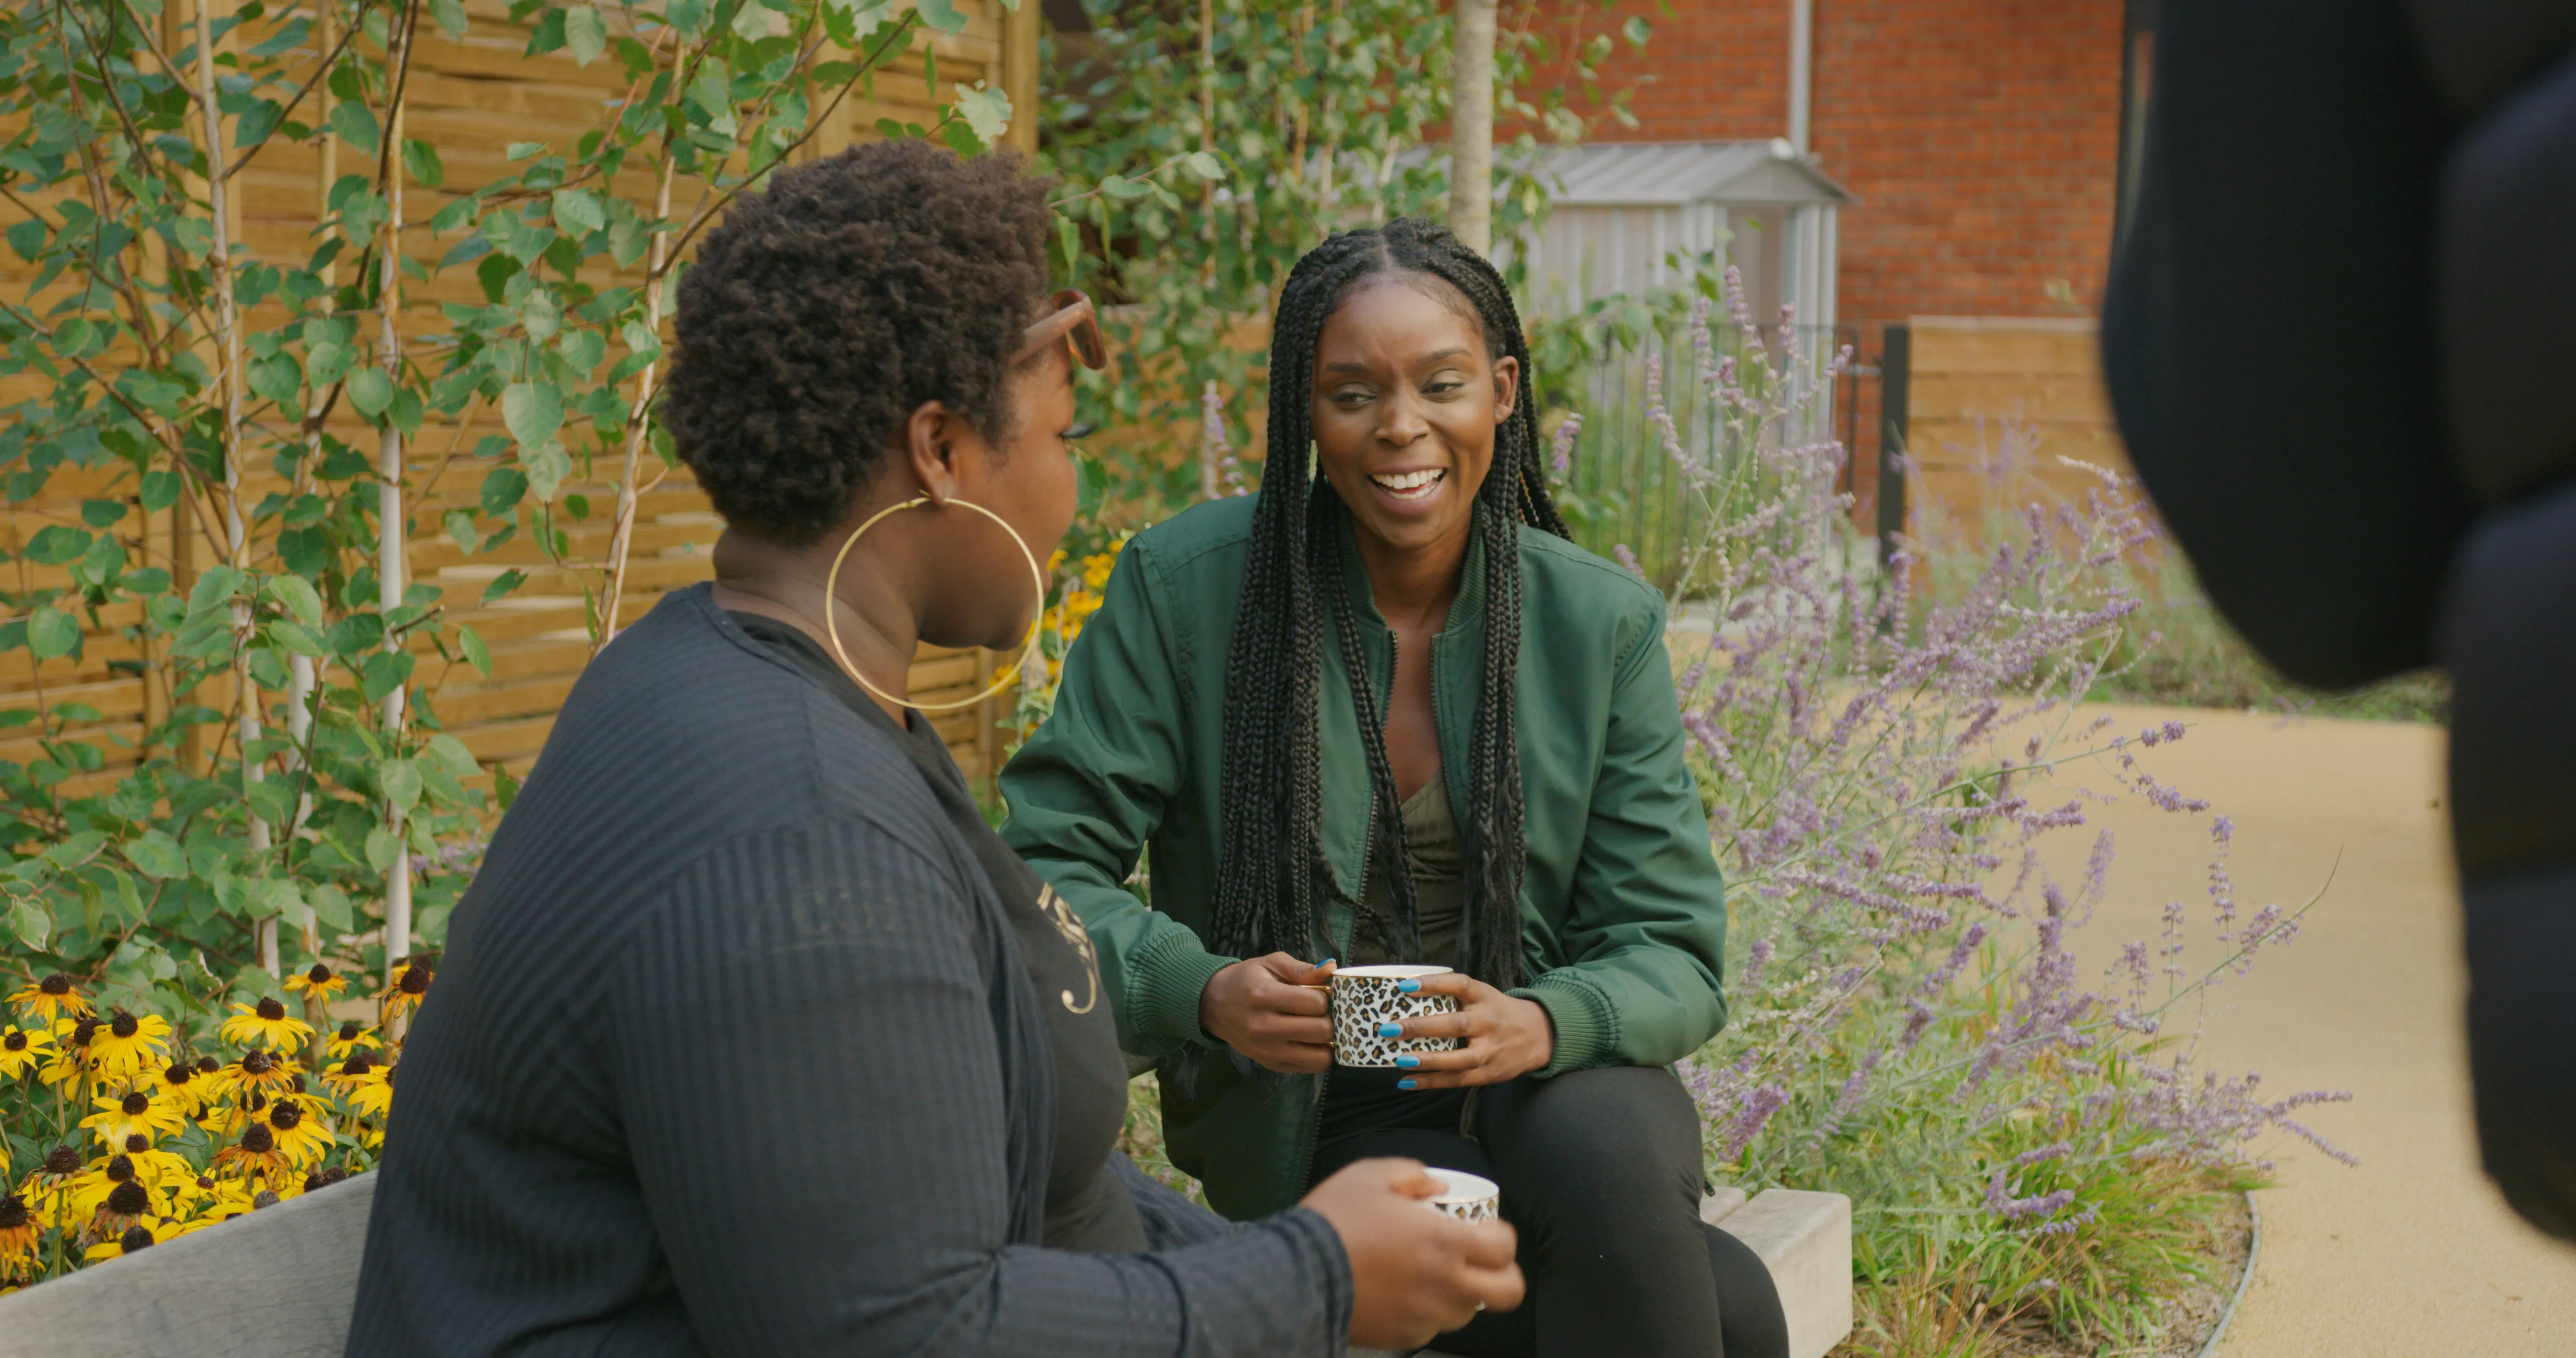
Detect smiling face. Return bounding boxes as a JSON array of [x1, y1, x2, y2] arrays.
[[1310, 274, 1519, 560]]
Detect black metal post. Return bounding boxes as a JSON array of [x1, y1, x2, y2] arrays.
[[1877, 323, 1911, 568]]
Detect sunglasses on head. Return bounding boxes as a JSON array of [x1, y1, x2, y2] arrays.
[[1015, 289, 1110, 372]]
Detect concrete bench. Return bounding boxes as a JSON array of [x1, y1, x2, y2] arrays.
[[0, 1173, 377, 1358], [0, 1172, 1849, 1358], [1364, 1186, 1854, 1358]]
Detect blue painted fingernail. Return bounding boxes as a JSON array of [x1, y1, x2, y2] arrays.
[[1396, 1055, 1420, 1069], [1377, 1022, 1403, 1038], [1319, 957, 1336, 967], [1397, 979, 1420, 993], [1397, 1078, 1419, 1090]]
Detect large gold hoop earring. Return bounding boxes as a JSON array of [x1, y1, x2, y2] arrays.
[[821, 496, 1047, 713]]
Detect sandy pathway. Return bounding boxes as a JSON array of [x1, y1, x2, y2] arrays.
[[2049, 703, 2574, 1355]]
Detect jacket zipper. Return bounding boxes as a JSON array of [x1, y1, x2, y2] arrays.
[[1293, 618, 1399, 1200]]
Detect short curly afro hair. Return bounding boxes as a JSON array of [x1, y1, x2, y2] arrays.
[[663, 140, 1054, 545]]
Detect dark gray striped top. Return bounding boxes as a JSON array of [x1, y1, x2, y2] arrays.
[[345, 583, 1353, 1357]]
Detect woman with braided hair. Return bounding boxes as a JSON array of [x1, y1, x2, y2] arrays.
[[1003, 218, 1788, 1357]]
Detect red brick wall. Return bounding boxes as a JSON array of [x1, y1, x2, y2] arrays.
[[1528, 0, 2124, 333]]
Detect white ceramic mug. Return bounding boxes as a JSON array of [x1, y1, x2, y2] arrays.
[[1421, 1167, 1500, 1223], [1329, 964, 1460, 1067]]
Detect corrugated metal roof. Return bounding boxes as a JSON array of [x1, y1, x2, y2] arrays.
[[1527, 140, 1854, 208]]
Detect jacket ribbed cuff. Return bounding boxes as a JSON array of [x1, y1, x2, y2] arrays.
[[1515, 974, 1616, 1077], [1135, 932, 1240, 1051]]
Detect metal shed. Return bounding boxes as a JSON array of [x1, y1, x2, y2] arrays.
[[1501, 140, 1854, 329]]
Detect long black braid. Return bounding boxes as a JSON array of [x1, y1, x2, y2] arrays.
[[1204, 218, 1571, 1026]]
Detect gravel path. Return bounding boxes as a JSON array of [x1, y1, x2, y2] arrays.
[[2050, 703, 2576, 1356]]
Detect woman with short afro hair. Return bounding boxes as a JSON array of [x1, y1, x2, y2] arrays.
[[348, 140, 1519, 1358]]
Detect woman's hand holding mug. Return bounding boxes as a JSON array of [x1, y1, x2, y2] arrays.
[[1381, 973, 1554, 1089], [1200, 952, 1336, 1073], [1300, 1157, 1524, 1348]]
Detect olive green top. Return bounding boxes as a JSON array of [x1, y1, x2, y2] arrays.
[[1349, 779, 1465, 969], [999, 494, 1730, 1220]]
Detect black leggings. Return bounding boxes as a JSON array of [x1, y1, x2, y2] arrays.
[[1307, 1065, 1790, 1358]]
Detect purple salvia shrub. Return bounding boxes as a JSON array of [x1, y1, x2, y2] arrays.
[[1636, 274, 2350, 1305]]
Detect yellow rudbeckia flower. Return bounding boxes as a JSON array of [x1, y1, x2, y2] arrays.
[[261, 1098, 334, 1169], [81, 1088, 187, 1149], [377, 960, 433, 1026], [218, 995, 314, 1055], [0, 1194, 35, 1271], [81, 1216, 184, 1261], [86, 1009, 171, 1081], [326, 1019, 384, 1061], [284, 961, 350, 1005], [6, 972, 91, 1025], [0, 1024, 52, 1079]]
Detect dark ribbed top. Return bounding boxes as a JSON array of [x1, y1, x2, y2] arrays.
[[345, 583, 1352, 1358]]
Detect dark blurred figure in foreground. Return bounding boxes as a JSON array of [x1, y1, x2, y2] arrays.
[[2103, 0, 2576, 1240]]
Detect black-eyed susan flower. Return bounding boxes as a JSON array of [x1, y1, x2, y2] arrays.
[[218, 995, 314, 1055], [345, 1067, 393, 1122], [263, 1099, 333, 1168], [81, 1088, 187, 1149], [118, 1134, 195, 1192], [0, 1024, 51, 1080], [66, 1153, 158, 1221], [0, 1194, 35, 1270], [16, 1144, 83, 1223], [84, 1175, 161, 1241], [321, 1050, 380, 1095], [212, 1123, 294, 1181], [86, 1008, 172, 1080], [39, 1016, 98, 1088], [378, 961, 432, 1026], [205, 1047, 299, 1104], [82, 1217, 182, 1261], [7, 972, 91, 1024], [326, 1020, 383, 1061], [284, 963, 349, 1005]]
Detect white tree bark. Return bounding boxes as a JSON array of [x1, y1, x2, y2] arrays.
[[1448, 0, 1496, 254]]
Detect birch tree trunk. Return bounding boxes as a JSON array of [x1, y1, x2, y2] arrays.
[[1447, 0, 1495, 254], [379, 10, 413, 978]]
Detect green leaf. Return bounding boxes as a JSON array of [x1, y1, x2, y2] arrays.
[[26, 608, 81, 660], [430, 0, 468, 37], [1622, 15, 1650, 45], [444, 508, 482, 554], [381, 759, 424, 814], [364, 825, 400, 873], [481, 569, 528, 605], [269, 620, 329, 657], [308, 883, 355, 932], [954, 84, 1012, 146], [262, 574, 327, 628], [480, 466, 530, 517], [248, 352, 303, 406], [551, 187, 605, 236], [1184, 150, 1227, 182], [244, 876, 302, 922], [5, 218, 45, 262], [940, 119, 984, 156], [917, 0, 966, 34], [402, 138, 446, 189], [329, 99, 381, 152], [80, 500, 127, 528], [6, 899, 49, 952], [564, 4, 609, 64], [1098, 174, 1150, 200], [361, 650, 415, 702], [347, 367, 394, 418], [124, 829, 189, 880], [426, 733, 482, 779], [503, 382, 564, 454], [140, 470, 181, 512], [457, 624, 493, 678], [23, 524, 93, 564]]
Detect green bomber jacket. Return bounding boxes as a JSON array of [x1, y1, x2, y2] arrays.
[[998, 494, 1729, 1220]]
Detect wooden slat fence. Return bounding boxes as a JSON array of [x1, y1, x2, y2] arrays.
[[1, 0, 1039, 800], [1897, 315, 2135, 542]]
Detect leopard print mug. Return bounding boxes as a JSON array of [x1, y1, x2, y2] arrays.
[[1329, 964, 1461, 1067], [1421, 1167, 1501, 1223]]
